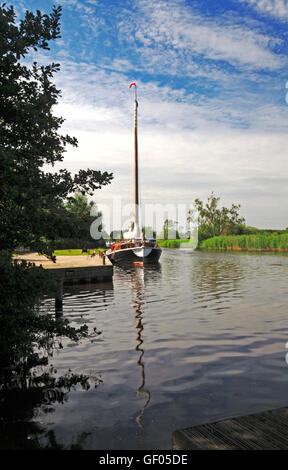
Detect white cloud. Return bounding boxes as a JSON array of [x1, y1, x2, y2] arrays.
[[118, 0, 285, 71], [53, 0, 286, 74], [54, 59, 288, 137], [237, 0, 288, 19]]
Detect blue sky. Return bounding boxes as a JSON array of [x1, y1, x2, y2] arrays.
[[14, 0, 288, 228]]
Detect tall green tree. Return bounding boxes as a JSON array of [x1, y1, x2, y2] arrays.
[[189, 192, 245, 240], [64, 192, 102, 241], [0, 3, 113, 255]]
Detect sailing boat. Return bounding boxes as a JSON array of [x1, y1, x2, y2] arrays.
[[106, 83, 162, 265]]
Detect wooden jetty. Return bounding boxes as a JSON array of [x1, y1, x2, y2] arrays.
[[173, 407, 288, 450], [14, 253, 113, 312]]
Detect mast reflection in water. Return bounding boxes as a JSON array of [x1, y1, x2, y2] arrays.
[[121, 263, 161, 428], [133, 267, 150, 427]]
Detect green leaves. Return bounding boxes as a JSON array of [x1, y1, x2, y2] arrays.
[[191, 192, 245, 241]]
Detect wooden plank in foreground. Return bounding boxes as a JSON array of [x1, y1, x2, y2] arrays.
[[173, 407, 288, 450]]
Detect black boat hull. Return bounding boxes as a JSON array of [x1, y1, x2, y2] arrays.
[[106, 247, 161, 265]]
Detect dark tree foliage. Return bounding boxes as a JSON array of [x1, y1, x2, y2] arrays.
[[0, 3, 113, 254], [64, 192, 102, 241]]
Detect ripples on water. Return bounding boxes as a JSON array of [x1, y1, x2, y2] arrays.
[[22, 251, 288, 448]]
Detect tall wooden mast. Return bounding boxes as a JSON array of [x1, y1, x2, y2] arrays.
[[130, 83, 139, 231]]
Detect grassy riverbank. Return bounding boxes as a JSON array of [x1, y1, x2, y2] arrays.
[[156, 239, 191, 248], [200, 234, 288, 252], [53, 248, 105, 256]]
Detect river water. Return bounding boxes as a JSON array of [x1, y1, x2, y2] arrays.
[[13, 250, 288, 449]]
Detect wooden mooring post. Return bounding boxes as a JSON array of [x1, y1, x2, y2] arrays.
[[55, 279, 63, 316]]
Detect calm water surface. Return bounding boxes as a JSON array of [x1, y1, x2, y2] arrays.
[[19, 250, 288, 448]]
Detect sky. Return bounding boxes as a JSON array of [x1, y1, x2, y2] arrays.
[[13, 0, 288, 228]]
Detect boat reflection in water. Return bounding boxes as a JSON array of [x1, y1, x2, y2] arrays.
[[118, 263, 161, 428]]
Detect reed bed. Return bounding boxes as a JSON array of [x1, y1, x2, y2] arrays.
[[200, 234, 288, 251]]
